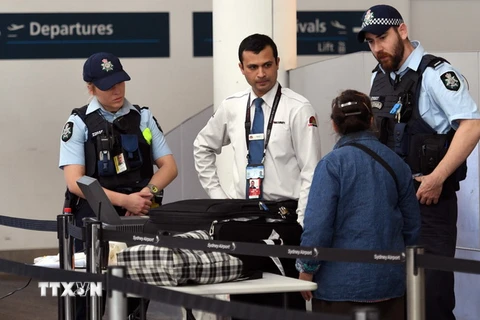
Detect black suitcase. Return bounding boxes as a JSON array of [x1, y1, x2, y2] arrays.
[[143, 198, 299, 234], [143, 199, 305, 314]]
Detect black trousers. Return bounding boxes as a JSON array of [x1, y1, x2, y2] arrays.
[[419, 192, 457, 320]]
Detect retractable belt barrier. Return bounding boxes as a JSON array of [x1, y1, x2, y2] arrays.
[[0, 214, 57, 232], [2, 213, 480, 320], [0, 214, 83, 240], [417, 254, 480, 275], [103, 229, 406, 264], [1, 213, 480, 272], [67, 223, 84, 241], [0, 257, 349, 320]]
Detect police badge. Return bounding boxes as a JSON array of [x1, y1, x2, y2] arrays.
[[61, 122, 74, 142], [440, 71, 460, 91], [371, 96, 383, 109]]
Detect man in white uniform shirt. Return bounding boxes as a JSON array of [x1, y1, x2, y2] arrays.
[[194, 33, 322, 227]]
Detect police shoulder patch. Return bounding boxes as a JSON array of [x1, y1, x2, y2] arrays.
[[440, 71, 461, 91], [61, 122, 74, 142]]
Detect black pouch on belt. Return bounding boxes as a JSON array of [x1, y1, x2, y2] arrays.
[[96, 135, 115, 176], [420, 137, 447, 175], [120, 134, 143, 170]]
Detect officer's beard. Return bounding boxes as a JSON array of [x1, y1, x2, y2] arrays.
[[376, 32, 405, 73]]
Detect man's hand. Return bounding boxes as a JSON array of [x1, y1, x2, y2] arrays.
[[298, 272, 314, 301], [124, 190, 152, 216], [415, 174, 444, 205]]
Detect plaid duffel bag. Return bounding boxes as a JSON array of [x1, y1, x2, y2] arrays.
[[116, 230, 243, 286]]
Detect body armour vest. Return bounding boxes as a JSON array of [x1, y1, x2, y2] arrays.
[[370, 54, 466, 190], [72, 105, 154, 192]]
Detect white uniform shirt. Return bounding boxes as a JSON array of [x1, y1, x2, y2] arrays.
[[193, 82, 322, 225]]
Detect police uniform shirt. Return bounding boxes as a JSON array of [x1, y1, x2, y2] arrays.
[[59, 97, 172, 168], [372, 41, 480, 134], [193, 82, 322, 225]]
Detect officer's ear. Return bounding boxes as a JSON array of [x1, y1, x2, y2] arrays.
[[86, 82, 95, 95], [239, 62, 246, 75], [398, 23, 408, 41]]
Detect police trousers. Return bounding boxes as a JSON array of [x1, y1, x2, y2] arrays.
[[419, 191, 457, 320]]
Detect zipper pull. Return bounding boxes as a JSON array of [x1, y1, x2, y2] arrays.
[[258, 201, 269, 211], [209, 220, 218, 237]]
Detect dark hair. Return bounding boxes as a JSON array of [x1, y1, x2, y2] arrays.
[[238, 34, 278, 64], [330, 89, 373, 135]]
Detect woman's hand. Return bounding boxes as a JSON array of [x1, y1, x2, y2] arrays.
[[298, 272, 314, 301]]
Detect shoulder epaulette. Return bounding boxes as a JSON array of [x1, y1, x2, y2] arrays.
[[225, 90, 249, 101], [417, 54, 448, 75], [71, 105, 88, 119]]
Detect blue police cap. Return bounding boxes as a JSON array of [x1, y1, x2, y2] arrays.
[[357, 4, 404, 43], [83, 52, 131, 91]]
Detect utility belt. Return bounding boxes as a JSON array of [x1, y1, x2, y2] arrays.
[[392, 123, 466, 192]]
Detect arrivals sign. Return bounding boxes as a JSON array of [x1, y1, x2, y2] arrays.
[[0, 13, 169, 59], [192, 11, 369, 56], [296, 11, 369, 55]]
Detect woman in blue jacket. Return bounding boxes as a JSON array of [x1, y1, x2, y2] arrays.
[[296, 89, 420, 320]]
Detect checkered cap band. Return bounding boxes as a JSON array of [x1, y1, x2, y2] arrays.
[[362, 17, 403, 28]]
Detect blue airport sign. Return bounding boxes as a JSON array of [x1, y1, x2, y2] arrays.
[[193, 12, 213, 57], [297, 11, 369, 55], [0, 13, 169, 59], [191, 11, 369, 56]]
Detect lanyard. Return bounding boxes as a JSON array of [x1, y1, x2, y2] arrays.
[[244, 84, 282, 163]]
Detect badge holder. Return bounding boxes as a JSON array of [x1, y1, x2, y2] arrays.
[[96, 135, 115, 176], [246, 164, 264, 199]]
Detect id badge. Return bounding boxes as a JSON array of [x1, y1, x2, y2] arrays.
[[246, 164, 264, 199], [113, 153, 128, 174]]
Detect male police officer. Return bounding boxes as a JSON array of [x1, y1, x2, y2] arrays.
[[358, 5, 480, 320], [59, 52, 177, 319]]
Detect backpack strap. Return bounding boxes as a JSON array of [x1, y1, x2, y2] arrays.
[[343, 142, 399, 189]]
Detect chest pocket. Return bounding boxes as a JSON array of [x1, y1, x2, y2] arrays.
[[271, 121, 292, 146]]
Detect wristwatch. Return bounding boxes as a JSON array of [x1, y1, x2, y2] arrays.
[[147, 183, 160, 195]]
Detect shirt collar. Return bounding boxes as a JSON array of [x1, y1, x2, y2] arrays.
[[249, 82, 279, 109], [397, 40, 424, 74], [377, 40, 424, 80], [85, 97, 138, 116]]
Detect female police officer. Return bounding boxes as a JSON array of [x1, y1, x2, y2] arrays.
[[59, 52, 178, 319]]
